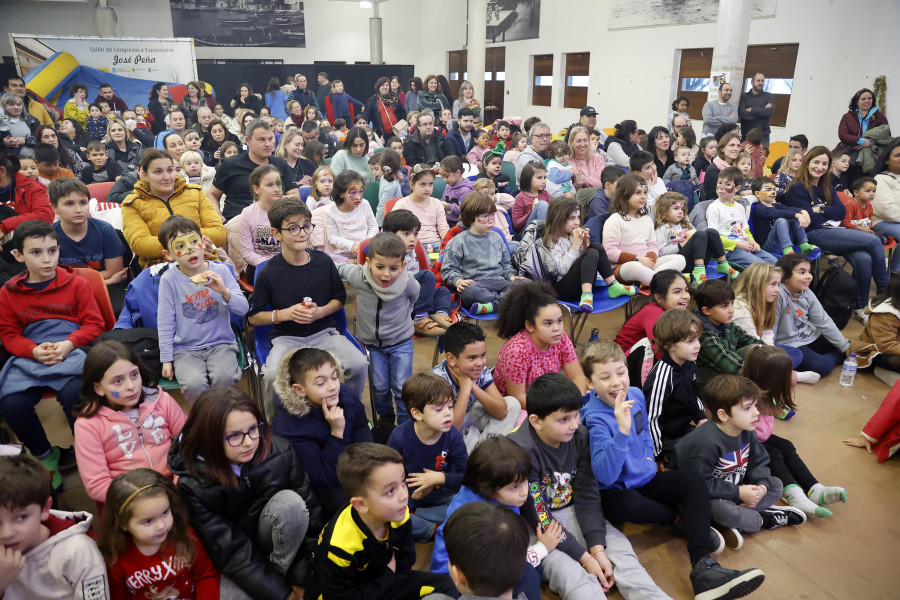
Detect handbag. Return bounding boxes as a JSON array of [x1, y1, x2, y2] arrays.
[[392, 119, 409, 137]]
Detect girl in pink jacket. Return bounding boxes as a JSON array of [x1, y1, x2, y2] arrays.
[[74, 340, 187, 504]]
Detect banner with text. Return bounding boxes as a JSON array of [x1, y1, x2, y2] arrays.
[[10, 34, 197, 82]]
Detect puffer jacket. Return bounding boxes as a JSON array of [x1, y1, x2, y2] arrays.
[[168, 433, 323, 599], [0, 172, 54, 234], [106, 140, 144, 172], [836, 107, 890, 150], [121, 176, 226, 268], [873, 171, 900, 226], [511, 220, 557, 284]]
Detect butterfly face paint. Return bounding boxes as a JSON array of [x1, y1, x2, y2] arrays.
[[170, 233, 203, 257]]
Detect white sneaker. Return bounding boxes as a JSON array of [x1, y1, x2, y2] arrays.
[[852, 308, 869, 324], [874, 367, 900, 387]]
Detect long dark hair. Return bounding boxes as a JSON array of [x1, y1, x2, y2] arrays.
[[740, 345, 797, 415], [178, 387, 272, 488], [342, 126, 368, 152], [614, 120, 638, 141], [150, 82, 167, 101], [496, 281, 559, 339], [786, 146, 834, 205], [849, 88, 875, 112], [644, 126, 670, 154], [78, 340, 159, 418], [671, 96, 689, 111]]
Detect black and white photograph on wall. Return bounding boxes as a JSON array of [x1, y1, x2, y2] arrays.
[[485, 0, 541, 43], [170, 0, 307, 47], [608, 0, 776, 30]]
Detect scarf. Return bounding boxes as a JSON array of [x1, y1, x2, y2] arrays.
[[377, 91, 398, 105], [713, 156, 731, 170], [362, 262, 410, 302]]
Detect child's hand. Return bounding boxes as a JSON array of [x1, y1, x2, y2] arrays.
[[536, 520, 564, 553], [288, 302, 319, 324], [350, 242, 360, 255], [201, 235, 215, 255], [748, 241, 761, 252], [859, 226, 874, 234], [581, 553, 614, 592], [613, 390, 634, 435], [202, 271, 227, 294], [322, 402, 345, 438], [450, 363, 474, 397], [32, 342, 57, 364], [407, 469, 444, 493], [637, 256, 655, 269], [386, 553, 397, 573], [509, 275, 526, 282], [842, 436, 873, 453], [589, 547, 615, 591], [161, 362, 174, 380], [572, 227, 585, 250], [796, 212, 811, 228], [0, 546, 26, 589], [738, 484, 765, 508], [455, 279, 473, 292]]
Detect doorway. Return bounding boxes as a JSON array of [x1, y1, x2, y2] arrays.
[[448, 47, 506, 125]]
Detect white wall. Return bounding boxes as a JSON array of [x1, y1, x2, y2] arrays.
[[1, 0, 174, 40], [484, 0, 900, 146]]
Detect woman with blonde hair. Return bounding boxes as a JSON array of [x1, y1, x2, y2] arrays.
[[452, 80, 481, 121], [275, 127, 316, 187], [103, 117, 143, 172], [773, 148, 804, 196]]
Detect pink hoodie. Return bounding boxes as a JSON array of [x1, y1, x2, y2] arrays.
[[74, 387, 186, 503]]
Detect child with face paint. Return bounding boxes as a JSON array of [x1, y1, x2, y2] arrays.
[[74, 340, 187, 504], [155, 215, 250, 404]]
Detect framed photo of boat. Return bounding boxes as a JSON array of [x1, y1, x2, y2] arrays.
[[170, 0, 307, 47]]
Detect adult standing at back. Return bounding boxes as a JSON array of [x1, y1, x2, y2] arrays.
[[362, 77, 406, 143], [515, 122, 553, 182], [417, 75, 451, 114], [148, 82, 172, 135], [452, 80, 481, 122], [180, 80, 212, 120], [738, 73, 775, 146], [264, 77, 288, 121], [834, 87, 890, 154], [701, 82, 738, 137], [405, 77, 422, 113], [316, 72, 331, 115], [446, 108, 476, 157], [287, 74, 320, 118], [208, 119, 300, 221], [402, 109, 453, 166], [230, 83, 262, 116]]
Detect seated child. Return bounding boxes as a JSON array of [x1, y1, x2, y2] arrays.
[[440, 155, 475, 226], [338, 233, 419, 426], [588, 165, 626, 219], [272, 347, 373, 517], [772, 254, 850, 376], [433, 322, 521, 451], [512, 162, 551, 231], [842, 176, 877, 234], [0, 454, 109, 599], [248, 197, 369, 400], [382, 208, 453, 334], [695, 278, 763, 385], [441, 192, 526, 315], [375, 150, 406, 226], [75, 340, 186, 504], [748, 176, 820, 257], [16, 156, 49, 187], [34, 144, 76, 182], [238, 164, 284, 282], [508, 373, 670, 599], [157, 215, 249, 404], [477, 149, 513, 200], [643, 310, 707, 465], [179, 150, 215, 197], [48, 178, 128, 287], [323, 170, 378, 263], [80, 140, 124, 185], [672, 375, 806, 549], [663, 146, 700, 185], [706, 168, 776, 267], [308, 443, 455, 600], [387, 373, 468, 543], [466, 129, 491, 170], [333, 118, 348, 143], [100, 469, 219, 599], [0, 220, 105, 489], [306, 165, 335, 211], [544, 140, 576, 198], [490, 120, 513, 151], [84, 103, 109, 141], [429, 501, 531, 600], [394, 166, 451, 254], [580, 340, 766, 600], [630, 151, 667, 211]]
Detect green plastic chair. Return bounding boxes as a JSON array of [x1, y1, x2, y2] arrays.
[[431, 176, 447, 199], [363, 181, 381, 214], [159, 322, 249, 393], [500, 160, 517, 190]]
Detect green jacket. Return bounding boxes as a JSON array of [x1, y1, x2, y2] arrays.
[[695, 310, 761, 385]]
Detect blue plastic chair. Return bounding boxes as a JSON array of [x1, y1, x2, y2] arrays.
[[558, 283, 632, 344], [299, 186, 311, 203]]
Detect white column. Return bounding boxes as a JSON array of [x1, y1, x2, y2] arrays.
[[370, 2, 383, 65], [467, 0, 488, 103], [708, 0, 751, 109], [94, 0, 117, 37]]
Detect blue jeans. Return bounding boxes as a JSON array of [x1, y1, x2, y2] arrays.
[[725, 247, 777, 267], [806, 227, 888, 308], [775, 343, 803, 369], [873, 220, 900, 273], [368, 339, 414, 423], [795, 336, 845, 376], [409, 486, 456, 542], [525, 200, 549, 228], [412, 269, 452, 317], [762, 218, 809, 254]]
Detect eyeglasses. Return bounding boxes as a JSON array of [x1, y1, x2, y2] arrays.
[[476, 214, 496, 223], [532, 133, 552, 139], [280, 223, 315, 236], [223, 422, 264, 447]]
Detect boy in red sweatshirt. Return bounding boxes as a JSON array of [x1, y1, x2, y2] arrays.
[[0, 220, 105, 489]]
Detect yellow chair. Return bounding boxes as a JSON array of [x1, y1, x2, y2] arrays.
[[766, 141, 788, 169], [603, 127, 617, 137]]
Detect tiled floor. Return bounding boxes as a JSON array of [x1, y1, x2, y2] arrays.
[[39, 304, 898, 600]]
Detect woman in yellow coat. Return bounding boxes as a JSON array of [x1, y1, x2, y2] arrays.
[[122, 148, 226, 268], [63, 83, 90, 128]]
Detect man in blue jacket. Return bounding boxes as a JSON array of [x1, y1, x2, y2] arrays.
[[447, 108, 477, 157]]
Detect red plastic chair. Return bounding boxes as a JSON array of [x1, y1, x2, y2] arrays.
[[383, 197, 402, 217], [87, 182, 115, 203], [74, 268, 116, 330]]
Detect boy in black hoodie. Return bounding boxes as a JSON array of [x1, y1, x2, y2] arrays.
[[643, 310, 708, 466]]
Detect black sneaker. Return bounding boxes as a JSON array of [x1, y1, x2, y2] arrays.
[[57, 446, 77, 471], [691, 555, 765, 600], [375, 413, 396, 429], [761, 506, 807, 529]]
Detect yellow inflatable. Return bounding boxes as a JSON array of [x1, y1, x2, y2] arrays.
[[24, 52, 79, 103]]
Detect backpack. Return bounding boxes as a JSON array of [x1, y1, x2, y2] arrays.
[[813, 261, 857, 330], [91, 327, 163, 375], [511, 221, 556, 285]]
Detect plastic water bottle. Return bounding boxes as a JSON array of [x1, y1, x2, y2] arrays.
[[589, 328, 600, 343], [839, 353, 858, 387]]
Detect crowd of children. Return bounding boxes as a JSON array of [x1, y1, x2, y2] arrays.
[[2, 70, 898, 600]]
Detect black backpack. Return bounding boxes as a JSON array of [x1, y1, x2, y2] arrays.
[[90, 327, 163, 376], [813, 261, 857, 330]]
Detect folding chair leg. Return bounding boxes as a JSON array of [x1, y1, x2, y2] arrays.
[[431, 336, 443, 368]]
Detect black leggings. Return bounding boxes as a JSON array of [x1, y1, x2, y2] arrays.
[[555, 243, 614, 302], [872, 353, 900, 372], [762, 434, 817, 491], [678, 229, 726, 267]]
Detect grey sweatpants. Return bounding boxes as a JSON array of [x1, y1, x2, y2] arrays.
[[542, 505, 672, 600], [174, 344, 240, 405], [461, 395, 522, 453], [710, 477, 783, 532], [219, 489, 310, 599]]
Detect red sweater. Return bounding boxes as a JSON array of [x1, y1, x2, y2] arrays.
[[0, 265, 105, 357], [615, 303, 665, 358], [108, 529, 219, 600]]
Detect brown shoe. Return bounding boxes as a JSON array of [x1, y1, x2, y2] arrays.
[[414, 318, 445, 336], [430, 313, 454, 329]]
